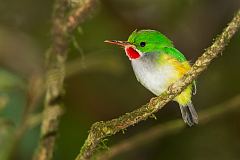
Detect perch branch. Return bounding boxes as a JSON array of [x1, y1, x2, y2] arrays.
[[34, 0, 98, 160], [75, 10, 240, 160], [96, 95, 240, 160]]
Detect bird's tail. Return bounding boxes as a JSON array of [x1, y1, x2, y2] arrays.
[[179, 102, 198, 126]]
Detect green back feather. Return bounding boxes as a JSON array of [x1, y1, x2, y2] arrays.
[[161, 47, 186, 62]]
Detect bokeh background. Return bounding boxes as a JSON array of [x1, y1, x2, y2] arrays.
[[0, 0, 240, 160]]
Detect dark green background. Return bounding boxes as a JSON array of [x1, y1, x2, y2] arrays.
[[0, 0, 240, 159]]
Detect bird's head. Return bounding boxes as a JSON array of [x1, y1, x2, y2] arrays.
[[105, 29, 173, 60]]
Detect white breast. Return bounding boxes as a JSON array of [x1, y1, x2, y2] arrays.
[[131, 57, 178, 96]]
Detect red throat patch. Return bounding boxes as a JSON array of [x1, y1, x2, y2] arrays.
[[125, 47, 141, 59]]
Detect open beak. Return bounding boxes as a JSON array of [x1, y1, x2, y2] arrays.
[[104, 40, 131, 47]]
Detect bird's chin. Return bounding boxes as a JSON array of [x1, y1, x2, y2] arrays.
[[124, 46, 141, 60]]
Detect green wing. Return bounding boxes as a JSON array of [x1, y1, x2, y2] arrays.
[[162, 47, 187, 62]]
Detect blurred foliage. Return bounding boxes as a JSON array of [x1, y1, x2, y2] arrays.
[[0, 69, 25, 90], [0, 0, 240, 160]]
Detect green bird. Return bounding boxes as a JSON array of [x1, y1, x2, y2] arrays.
[[105, 29, 198, 126]]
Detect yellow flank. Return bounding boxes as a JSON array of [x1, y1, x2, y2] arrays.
[[175, 85, 192, 106], [161, 54, 192, 106]]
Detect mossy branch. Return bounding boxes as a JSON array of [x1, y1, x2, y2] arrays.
[[75, 10, 240, 160], [34, 0, 98, 160], [96, 95, 240, 160]]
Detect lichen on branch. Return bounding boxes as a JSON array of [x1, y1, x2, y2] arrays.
[[76, 9, 240, 160], [96, 95, 240, 160]]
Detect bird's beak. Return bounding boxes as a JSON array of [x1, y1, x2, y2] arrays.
[[104, 40, 131, 47]]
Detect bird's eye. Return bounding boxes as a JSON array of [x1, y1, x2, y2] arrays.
[[140, 42, 146, 47]]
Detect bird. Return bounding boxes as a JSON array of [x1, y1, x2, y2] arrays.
[[104, 29, 198, 126]]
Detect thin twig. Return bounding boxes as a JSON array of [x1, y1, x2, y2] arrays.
[[34, 0, 98, 160], [75, 10, 240, 160], [96, 95, 240, 160], [5, 75, 44, 160]]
